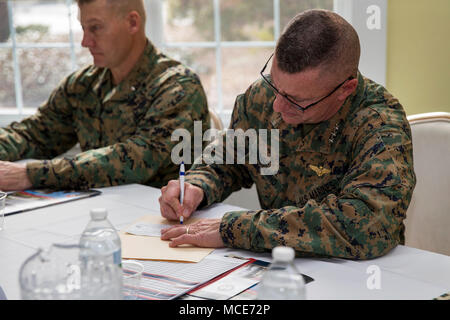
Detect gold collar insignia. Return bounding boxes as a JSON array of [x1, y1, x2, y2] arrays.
[[309, 165, 331, 177]]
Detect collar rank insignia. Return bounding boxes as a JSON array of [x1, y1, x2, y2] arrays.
[[329, 124, 340, 144]]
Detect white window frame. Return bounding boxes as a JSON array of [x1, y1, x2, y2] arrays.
[[146, 0, 281, 126], [0, 0, 79, 126]]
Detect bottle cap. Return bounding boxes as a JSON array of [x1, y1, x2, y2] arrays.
[[272, 246, 295, 262], [90, 208, 107, 221]]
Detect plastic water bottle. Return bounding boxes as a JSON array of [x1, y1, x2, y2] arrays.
[[257, 246, 306, 300], [79, 208, 123, 299]]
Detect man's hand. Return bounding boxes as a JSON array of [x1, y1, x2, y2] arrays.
[[0, 161, 32, 191], [159, 180, 204, 221], [160, 218, 224, 248]]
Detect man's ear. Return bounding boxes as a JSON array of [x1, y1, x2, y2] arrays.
[[337, 78, 358, 101], [127, 11, 141, 34]]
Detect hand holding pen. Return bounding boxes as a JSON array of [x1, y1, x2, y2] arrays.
[[159, 163, 205, 222], [159, 163, 223, 248]]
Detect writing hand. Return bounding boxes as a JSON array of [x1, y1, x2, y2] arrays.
[[159, 180, 204, 221]]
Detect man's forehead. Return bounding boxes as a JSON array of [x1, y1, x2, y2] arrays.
[[78, 0, 113, 22], [271, 56, 322, 82], [270, 57, 326, 99]]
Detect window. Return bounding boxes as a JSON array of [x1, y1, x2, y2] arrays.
[[0, 0, 90, 125], [0, 0, 334, 127], [159, 0, 333, 125]]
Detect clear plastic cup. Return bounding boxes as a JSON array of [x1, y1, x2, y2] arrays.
[[122, 260, 144, 300], [19, 244, 84, 300]]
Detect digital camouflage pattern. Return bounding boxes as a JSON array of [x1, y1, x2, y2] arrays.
[[0, 40, 210, 189], [185, 72, 416, 260]]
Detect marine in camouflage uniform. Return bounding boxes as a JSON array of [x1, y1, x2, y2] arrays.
[[0, 40, 210, 189], [185, 71, 416, 260]]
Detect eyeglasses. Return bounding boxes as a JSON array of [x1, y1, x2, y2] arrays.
[[260, 53, 354, 111]]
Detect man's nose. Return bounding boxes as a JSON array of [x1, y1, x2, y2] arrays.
[[273, 95, 292, 113], [81, 31, 94, 48]]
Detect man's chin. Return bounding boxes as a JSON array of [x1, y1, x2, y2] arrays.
[[92, 57, 107, 68], [280, 113, 305, 125], [280, 112, 325, 125]]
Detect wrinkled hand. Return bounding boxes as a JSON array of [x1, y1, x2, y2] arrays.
[[0, 161, 32, 191], [159, 180, 204, 221], [160, 218, 224, 248]]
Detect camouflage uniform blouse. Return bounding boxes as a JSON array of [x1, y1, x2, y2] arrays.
[[185, 72, 416, 260], [0, 40, 210, 189]]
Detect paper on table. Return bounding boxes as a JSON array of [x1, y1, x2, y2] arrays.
[[119, 215, 214, 263], [125, 222, 171, 237], [131, 255, 248, 300], [189, 261, 264, 300], [4, 189, 101, 216]]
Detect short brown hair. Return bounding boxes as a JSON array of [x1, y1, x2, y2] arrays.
[[275, 9, 360, 77], [76, 0, 146, 24]]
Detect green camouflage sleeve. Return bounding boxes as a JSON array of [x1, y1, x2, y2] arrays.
[[26, 76, 208, 189], [185, 92, 255, 207], [219, 114, 415, 260], [0, 79, 78, 161]]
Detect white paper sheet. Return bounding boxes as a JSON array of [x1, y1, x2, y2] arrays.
[[129, 255, 247, 300], [189, 262, 265, 300], [125, 222, 171, 237]]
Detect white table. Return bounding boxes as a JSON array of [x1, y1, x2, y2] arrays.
[[1, 184, 449, 300]]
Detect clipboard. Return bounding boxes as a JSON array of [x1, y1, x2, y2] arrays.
[[4, 189, 101, 216]]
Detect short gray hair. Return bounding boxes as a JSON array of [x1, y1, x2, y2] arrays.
[[275, 9, 360, 77]]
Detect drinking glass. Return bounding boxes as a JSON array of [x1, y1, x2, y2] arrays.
[[122, 260, 144, 300]]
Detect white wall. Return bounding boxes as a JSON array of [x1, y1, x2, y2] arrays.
[[334, 0, 387, 85]]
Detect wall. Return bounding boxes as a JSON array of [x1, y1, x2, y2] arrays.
[[386, 0, 450, 115]]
